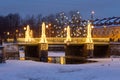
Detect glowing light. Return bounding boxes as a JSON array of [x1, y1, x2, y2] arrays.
[[20, 57, 25, 60], [91, 11, 95, 14], [91, 25, 94, 28], [25, 25, 33, 42], [7, 32, 9, 35], [85, 21, 93, 43], [40, 22, 47, 43], [46, 25, 48, 28], [64, 27, 67, 31], [16, 30, 18, 33], [103, 26, 107, 28], [48, 57, 52, 63], [65, 26, 71, 42], [24, 27, 26, 30], [77, 11, 80, 14], [60, 57, 65, 64], [48, 23, 51, 26]]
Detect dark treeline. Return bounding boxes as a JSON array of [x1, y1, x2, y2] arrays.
[[0, 13, 43, 39], [0, 10, 87, 40]]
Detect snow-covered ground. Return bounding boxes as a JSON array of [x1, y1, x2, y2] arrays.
[[0, 58, 120, 80]]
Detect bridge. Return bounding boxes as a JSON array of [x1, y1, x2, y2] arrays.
[[8, 37, 110, 45], [4, 21, 120, 64], [7, 37, 112, 61]]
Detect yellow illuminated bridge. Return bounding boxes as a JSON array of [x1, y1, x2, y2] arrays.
[[8, 37, 110, 45]]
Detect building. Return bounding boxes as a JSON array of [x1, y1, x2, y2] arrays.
[[92, 26, 120, 41]]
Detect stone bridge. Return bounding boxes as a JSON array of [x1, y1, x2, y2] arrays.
[[8, 37, 110, 44], [6, 37, 120, 64]]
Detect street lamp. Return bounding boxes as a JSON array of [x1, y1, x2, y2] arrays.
[[46, 25, 48, 28], [24, 27, 26, 31], [91, 11, 95, 19], [46, 25, 49, 37], [23, 27, 26, 38], [7, 32, 10, 35], [91, 11, 95, 25], [46, 23, 52, 37]]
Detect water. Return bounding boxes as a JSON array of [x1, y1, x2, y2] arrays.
[[48, 51, 65, 64], [48, 51, 96, 64], [48, 51, 65, 57]]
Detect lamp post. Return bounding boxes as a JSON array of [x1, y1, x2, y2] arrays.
[[91, 11, 95, 25], [7, 32, 10, 42], [46, 25, 49, 37], [46, 23, 52, 37], [90, 11, 95, 41], [23, 27, 26, 38], [13, 29, 18, 43]]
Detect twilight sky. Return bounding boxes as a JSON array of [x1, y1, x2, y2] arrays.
[[0, 0, 119, 19]]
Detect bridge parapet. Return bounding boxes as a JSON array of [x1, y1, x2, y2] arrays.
[[7, 37, 110, 44], [93, 38, 110, 42]]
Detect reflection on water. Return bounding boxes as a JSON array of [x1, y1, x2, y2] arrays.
[[48, 51, 65, 64]]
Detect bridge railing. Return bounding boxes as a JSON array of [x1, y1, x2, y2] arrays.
[[7, 37, 110, 44], [47, 37, 65, 42], [92, 38, 110, 42]]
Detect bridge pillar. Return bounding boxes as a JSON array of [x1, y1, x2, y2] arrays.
[[109, 43, 120, 56], [84, 43, 94, 58], [65, 44, 86, 64], [94, 44, 109, 57], [39, 43, 48, 62]]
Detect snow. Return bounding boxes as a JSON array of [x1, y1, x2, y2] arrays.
[[0, 58, 120, 80]]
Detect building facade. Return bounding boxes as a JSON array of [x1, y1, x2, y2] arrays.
[[92, 26, 120, 41]]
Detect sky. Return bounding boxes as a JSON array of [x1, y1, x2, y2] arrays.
[[0, 0, 119, 19]]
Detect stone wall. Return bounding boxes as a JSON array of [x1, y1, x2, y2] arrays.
[[109, 43, 120, 55]]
